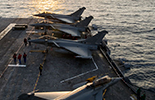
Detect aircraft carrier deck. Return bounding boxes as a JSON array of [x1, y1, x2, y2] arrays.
[[0, 18, 154, 100]]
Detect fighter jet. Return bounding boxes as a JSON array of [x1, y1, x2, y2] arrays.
[[18, 75, 122, 100], [33, 7, 86, 24], [29, 30, 108, 59], [30, 16, 93, 37]]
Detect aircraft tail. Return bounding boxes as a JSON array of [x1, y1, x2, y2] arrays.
[[83, 30, 108, 44], [74, 16, 93, 27], [69, 7, 86, 17]]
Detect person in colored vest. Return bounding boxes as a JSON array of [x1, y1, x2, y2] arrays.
[[18, 54, 22, 64], [28, 37, 31, 46], [13, 53, 17, 64], [23, 52, 27, 64], [24, 38, 27, 46], [39, 64, 43, 75]]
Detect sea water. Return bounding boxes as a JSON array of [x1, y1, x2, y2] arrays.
[[0, 0, 155, 92]]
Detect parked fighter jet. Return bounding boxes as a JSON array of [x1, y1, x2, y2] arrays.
[[33, 7, 86, 24], [18, 75, 121, 100], [29, 30, 108, 59], [30, 16, 93, 37]]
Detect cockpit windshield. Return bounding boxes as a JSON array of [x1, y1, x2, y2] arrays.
[[93, 75, 112, 87]]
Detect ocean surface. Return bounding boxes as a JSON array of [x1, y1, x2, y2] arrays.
[[0, 0, 155, 92]]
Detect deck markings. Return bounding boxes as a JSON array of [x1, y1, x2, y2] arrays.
[[60, 57, 98, 83], [8, 64, 26, 67], [33, 73, 40, 92], [0, 24, 35, 78], [0, 42, 24, 78], [0, 23, 16, 40]]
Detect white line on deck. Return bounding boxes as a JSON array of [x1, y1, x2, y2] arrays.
[[0, 23, 16, 40], [60, 57, 98, 83], [8, 64, 26, 67]]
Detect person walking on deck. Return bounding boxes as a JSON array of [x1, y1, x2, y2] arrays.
[[18, 54, 22, 64], [24, 38, 27, 46], [39, 64, 43, 75], [13, 53, 17, 64], [28, 37, 31, 46], [23, 52, 27, 64]]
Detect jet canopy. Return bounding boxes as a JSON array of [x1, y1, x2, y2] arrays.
[[92, 75, 112, 87]]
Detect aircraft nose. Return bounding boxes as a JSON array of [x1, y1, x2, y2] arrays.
[[33, 13, 40, 16], [33, 12, 48, 17]]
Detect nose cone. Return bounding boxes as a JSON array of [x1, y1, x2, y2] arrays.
[[33, 13, 40, 17], [33, 12, 49, 17]]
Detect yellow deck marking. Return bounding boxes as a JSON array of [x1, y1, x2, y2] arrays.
[[33, 73, 40, 92], [33, 53, 47, 91]]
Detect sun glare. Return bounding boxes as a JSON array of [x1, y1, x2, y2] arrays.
[[30, 0, 62, 13]]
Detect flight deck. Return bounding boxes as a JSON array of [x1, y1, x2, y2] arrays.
[[0, 18, 154, 100]]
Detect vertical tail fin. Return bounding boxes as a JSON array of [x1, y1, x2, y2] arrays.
[[69, 7, 86, 17], [75, 16, 93, 27], [83, 30, 108, 44]]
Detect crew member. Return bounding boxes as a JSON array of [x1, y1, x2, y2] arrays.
[[13, 53, 17, 64], [23, 52, 27, 64], [39, 64, 43, 75], [18, 53, 22, 64], [28, 37, 31, 46], [24, 38, 27, 46]]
